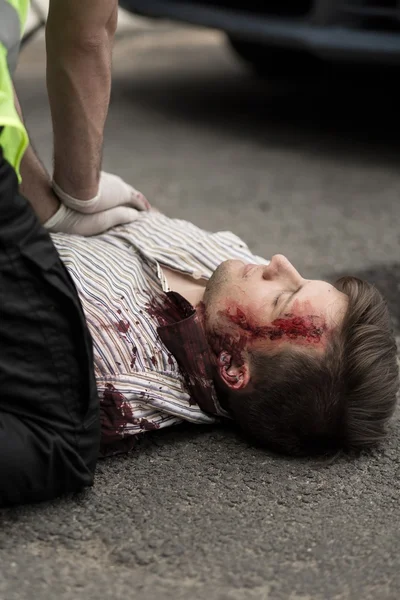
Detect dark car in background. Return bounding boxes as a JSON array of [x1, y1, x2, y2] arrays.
[[120, 0, 400, 73]]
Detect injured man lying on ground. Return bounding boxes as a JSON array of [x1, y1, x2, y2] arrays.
[[53, 210, 399, 458]]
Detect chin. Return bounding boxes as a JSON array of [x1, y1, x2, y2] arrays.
[[204, 260, 242, 306], [204, 261, 228, 301], [218, 259, 244, 276]]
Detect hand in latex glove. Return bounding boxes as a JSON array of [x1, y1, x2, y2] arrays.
[[44, 203, 140, 236], [52, 171, 151, 214]]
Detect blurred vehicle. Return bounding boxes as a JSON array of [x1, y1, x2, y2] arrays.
[[119, 0, 400, 74]]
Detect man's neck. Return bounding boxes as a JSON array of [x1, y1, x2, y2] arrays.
[[161, 266, 206, 308]]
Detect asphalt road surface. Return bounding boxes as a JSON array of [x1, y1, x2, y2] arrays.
[[2, 25, 400, 600]]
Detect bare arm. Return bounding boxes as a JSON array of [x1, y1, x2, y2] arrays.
[[13, 3, 146, 234], [14, 89, 60, 223], [46, 0, 118, 199]]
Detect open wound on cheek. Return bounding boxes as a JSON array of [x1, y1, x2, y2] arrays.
[[223, 302, 327, 345], [266, 315, 326, 343]]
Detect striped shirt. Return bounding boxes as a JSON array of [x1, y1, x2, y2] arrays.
[[51, 211, 268, 453]]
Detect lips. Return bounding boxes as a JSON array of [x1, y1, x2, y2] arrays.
[[243, 264, 256, 277]]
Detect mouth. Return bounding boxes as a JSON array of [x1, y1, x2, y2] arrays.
[[243, 264, 257, 277]]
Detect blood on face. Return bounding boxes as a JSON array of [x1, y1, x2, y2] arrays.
[[220, 299, 328, 349]]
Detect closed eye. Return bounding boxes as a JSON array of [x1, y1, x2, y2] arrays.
[[277, 286, 303, 314], [273, 291, 285, 307]]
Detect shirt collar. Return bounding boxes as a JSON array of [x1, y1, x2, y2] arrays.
[[149, 291, 231, 419]]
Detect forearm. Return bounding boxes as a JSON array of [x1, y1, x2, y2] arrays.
[[46, 0, 118, 199], [14, 90, 60, 223], [19, 145, 60, 223]]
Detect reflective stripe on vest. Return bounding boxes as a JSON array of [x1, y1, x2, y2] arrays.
[[5, 0, 29, 27], [0, 0, 29, 180], [1, 0, 21, 75]]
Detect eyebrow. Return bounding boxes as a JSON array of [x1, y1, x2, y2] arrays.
[[278, 286, 303, 316]]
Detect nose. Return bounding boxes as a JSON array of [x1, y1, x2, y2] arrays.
[[262, 254, 303, 284]]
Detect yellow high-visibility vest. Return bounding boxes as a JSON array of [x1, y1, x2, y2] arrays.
[[0, 0, 29, 180]]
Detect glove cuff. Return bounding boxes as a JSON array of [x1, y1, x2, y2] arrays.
[[52, 179, 99, 212], [43, 203, 69, 231]]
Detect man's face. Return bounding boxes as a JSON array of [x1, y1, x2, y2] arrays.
[[201, 255, 348, 390]]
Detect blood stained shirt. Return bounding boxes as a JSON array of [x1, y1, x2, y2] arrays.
[[51, 211, 267, 455]]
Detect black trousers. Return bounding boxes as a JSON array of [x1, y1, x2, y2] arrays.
[[0, 148, 100, 506]]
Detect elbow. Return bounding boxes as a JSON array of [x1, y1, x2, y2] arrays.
[[46, 6, 118, 52], [80, 8, 118, 48]]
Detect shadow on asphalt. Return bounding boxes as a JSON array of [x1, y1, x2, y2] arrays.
[[121, 55, 400, 170]]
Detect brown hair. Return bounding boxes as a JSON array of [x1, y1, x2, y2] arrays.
[[216, 276, 399, 456]]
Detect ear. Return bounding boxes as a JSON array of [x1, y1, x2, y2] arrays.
[[217, 351, 250, 391]]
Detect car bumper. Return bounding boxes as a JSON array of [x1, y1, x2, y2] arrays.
[[120, 0, 400, 64]]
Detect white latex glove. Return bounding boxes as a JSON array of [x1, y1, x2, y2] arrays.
[[52, 171, 150, 214], [44, 203, 140, 236]]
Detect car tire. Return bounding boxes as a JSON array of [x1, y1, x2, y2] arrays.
[[228, 38, 322, 79]]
